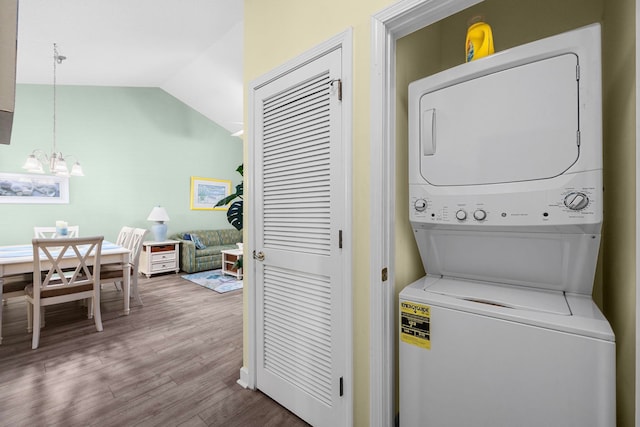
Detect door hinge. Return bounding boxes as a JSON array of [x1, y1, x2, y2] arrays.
[[339, 230, 343, 249], [330, 79, 342, 101], [577, 130, 581, 147], [381, 267, 388, 282], [339, 377, 344, 397], [576, 64, 580, 80]]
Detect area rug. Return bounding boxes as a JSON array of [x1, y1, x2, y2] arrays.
[[181, 269, 243, 293]]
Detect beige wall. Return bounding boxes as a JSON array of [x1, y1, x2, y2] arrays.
[[246, 0, 636, 425], [602, 0, 636, 424]]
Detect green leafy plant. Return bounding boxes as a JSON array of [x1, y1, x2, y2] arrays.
[[215, 164, 243, 231], [215, 164, 243, 269]]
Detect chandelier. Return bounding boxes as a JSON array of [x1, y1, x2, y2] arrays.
[[22, 43, 84, 177]]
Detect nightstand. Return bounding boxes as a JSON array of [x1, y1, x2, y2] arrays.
[[139, 240, 180, 278]]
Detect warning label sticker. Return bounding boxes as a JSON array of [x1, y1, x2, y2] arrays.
[[400, 301, 431, 349]]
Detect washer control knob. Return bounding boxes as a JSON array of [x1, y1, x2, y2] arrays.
[[414, 199, 427, 212], [564, 192, 589, 211], [455, 209, 467, 221], [473, 209, 487, 221]]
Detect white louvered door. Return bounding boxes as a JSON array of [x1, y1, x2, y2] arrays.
[[253, 47, 346, 426]]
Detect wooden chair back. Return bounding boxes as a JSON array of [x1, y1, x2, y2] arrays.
[[34, 225, 80, 238], [115, 226, 134, 247], [26, 236, 104, 349], [127, 228, 148, 268], [100, 228, 148, 307]]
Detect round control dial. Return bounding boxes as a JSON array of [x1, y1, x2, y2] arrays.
[[473, 209, 487, 221], [564, 192, 589, 211], [455, 209, 467, 221], [414, 199, 427, 212]]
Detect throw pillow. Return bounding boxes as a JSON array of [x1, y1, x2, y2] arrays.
[[191, 234, 207, 250], [183, 233, 192, 240]]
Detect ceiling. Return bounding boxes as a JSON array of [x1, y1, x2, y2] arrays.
[[15, 0, 244, 134]]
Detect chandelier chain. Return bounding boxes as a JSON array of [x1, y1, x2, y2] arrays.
[[22, 42, 83, 176], [53, 43, 57, 154]]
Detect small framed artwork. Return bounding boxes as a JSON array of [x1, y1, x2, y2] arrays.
[[0, 172, 69, 204], [190, 177, 231, 210]]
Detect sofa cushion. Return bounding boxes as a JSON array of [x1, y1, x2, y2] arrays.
[[194, 246, 221, 258], [180, 230, 222, 246], [190, 234, 207, 250], [218, 229, 243, 245]]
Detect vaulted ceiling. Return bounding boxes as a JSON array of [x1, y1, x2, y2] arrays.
[[15, 0, 243, 134]]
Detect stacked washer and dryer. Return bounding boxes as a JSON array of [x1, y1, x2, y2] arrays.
[[400, 24, 615, 426]]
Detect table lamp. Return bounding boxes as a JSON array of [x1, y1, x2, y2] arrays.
[[147, 206, 170, 241]]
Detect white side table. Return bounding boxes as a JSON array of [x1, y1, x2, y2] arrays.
[[221, 248, 243, 279], [139, 240, 180, 278]]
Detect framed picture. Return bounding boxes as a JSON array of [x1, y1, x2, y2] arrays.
[[190, 176, 231, 210], [0, 172, 69, 204]]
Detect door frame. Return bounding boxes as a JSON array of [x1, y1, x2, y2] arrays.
[[636, 0, 639, 422], [369, 1, 484, 425], [244, 28, 354, 425]]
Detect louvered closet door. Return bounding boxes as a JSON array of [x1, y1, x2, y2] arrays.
[[254, 47, 346, 427]]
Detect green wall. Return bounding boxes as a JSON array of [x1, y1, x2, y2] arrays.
[[0, 85, 243, 245]]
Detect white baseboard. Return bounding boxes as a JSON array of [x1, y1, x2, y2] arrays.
[[236, 366, 250, 389]]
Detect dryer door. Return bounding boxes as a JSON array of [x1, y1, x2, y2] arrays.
[[419, 53, 579, 186]]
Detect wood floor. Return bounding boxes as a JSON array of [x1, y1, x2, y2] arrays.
[[0, 273, 309, 427]]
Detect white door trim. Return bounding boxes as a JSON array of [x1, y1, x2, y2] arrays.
[[369, 1, 483, 425], [244, 28, 354, 426]]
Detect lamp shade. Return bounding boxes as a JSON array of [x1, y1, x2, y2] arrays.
[[147, 206, 170, 222]]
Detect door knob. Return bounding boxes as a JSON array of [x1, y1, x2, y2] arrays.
[[253, 250, 265, 261]]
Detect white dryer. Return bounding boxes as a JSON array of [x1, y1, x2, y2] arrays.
[[400, 24, 615, 426]]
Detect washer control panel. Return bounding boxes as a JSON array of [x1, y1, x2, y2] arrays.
[[410, 176, 602, 227]]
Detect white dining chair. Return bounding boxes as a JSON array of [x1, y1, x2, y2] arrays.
[[108, 226, 135, 292], [101, 227, 148, 306], [115, 226, 134, 247], [25, 236, 104, 349], [34, 225, 80, 238]]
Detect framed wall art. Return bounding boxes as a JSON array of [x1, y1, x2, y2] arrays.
[[0, 172, 69, 204], [190, 176, 231, 210]]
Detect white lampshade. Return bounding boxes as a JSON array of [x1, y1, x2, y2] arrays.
[[147, 206, 170, 222], [22, 155, 41, 171], [70, 162, 84, 176]]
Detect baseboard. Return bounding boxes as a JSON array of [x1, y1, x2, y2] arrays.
[[236, 366, 250, 389]]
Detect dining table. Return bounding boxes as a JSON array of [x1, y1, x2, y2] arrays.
[[0, 240, 131, 344]]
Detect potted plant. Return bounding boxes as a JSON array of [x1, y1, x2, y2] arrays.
[[215, 164, 243, 268]]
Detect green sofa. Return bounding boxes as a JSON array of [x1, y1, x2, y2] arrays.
[[169, 229, 243, 273]]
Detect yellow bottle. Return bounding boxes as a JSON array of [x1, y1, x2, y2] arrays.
[[465, 19, 494, 62]]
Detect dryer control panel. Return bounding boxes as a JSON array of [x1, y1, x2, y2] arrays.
[[409, 171, 602, 229]]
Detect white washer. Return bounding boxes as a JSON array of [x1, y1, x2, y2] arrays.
[[400, 278, 615, 426], [400, 24, 615, 426]]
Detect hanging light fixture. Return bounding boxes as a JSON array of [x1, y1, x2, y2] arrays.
[[22, 43, 84, 177]]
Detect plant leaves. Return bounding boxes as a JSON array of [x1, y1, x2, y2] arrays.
[[227, 200, 243, 230], [215, 193, 237, 207]]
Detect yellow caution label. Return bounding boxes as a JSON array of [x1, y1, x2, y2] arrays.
[[400, 301, 431, 349]]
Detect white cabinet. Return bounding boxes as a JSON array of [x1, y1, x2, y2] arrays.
[[139, 240, 180, 278]]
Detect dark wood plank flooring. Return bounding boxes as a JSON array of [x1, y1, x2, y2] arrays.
[[0, 273, 308, 427]]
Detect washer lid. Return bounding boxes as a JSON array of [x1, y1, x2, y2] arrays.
[[424, 277, 571, 315], [418, 53, 579, 186]]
